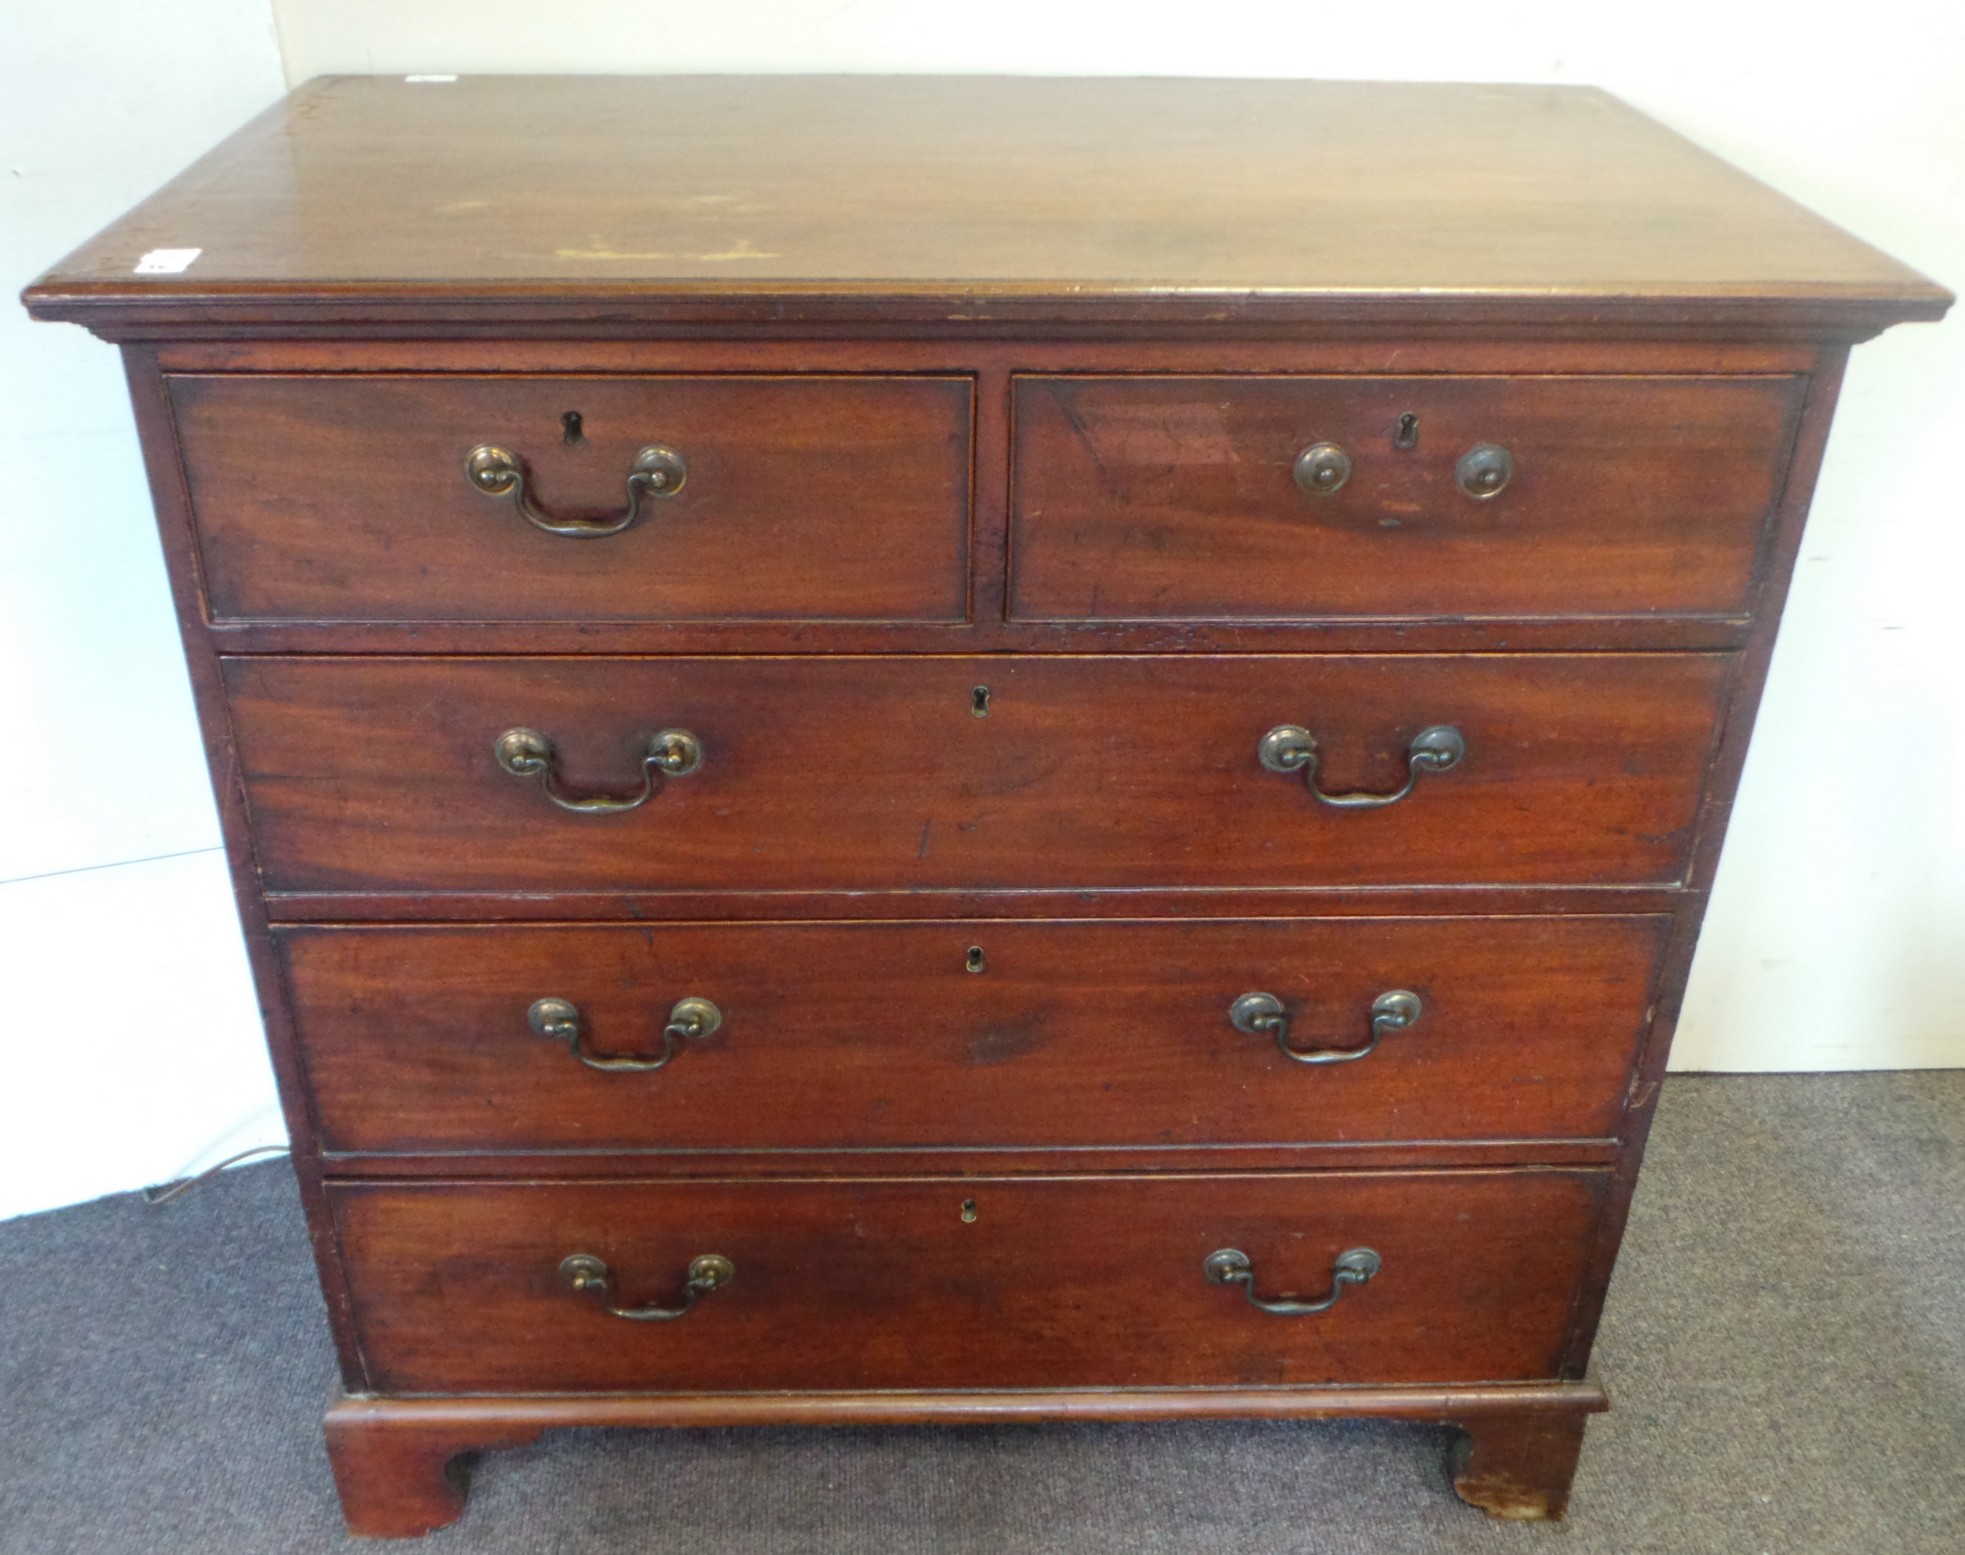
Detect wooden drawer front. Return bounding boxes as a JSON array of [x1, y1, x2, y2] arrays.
[[282, 916, 1666, 1155], [170, 374, 972, 623], [331, 1170, 1607, 1394], [1010, 374, 1801, 622], [226, 653, 1726, 895]]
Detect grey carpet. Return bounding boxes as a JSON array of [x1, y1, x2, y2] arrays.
[[1, 1074, 1960, 1554]]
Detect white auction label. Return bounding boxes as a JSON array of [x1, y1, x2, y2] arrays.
[[404, 74, 458, 83], [134, 248, 202, 274]]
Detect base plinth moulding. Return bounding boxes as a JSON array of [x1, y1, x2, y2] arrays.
[[323, 1376, 1608, 1537]]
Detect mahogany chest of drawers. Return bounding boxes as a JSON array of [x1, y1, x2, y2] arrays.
[[25, 75, 1947, 1535]]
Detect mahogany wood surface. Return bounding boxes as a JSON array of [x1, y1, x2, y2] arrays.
[[1446, 1406, 1593, 1521], [1011, 374, 1802, 621], [277, 915, 1668, 1155], [322, 1377, 1607, 1536], [316, 1140, 1624, 1180], [1556, 351, 1860, 1380], [22, 77, 1948, 334], [149, 340, 1814, 661], [172, 372, 973, 623], [198, 610, 1759, 661], [24, 73, 1949, 1536], [115, 347, 370, 1393], [329, 1169, 1607, 1394], [222, 652, 1728, 895], [327, 1376, 1609, 1426], [267, 884, 1688, 927], [159, 337, 1825, 375], [324, 1405, 544, 1540]]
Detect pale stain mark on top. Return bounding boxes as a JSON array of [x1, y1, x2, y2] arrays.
[[553, 241, 783, 263]]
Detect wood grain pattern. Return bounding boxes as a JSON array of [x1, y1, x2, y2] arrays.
[[277, 915, 1669, 1155], [157, 336, 1825, 376], [324, 1408, 543, 1539], [1447, 1407, 1593, 1521], [222, 653, 1729, 896], [1558, 351, 1857, 1380], [330, 1169, 1608, 1394], [22, 77, 1948, 334], [115, 346, 371, 1393], [318, 1142, 1622, 1180], [200, 613, 1757, 661], [24, 74, 1947, 1537], [321, 1378, 1608, 1535], [1011, 374, 1802, 621], [325, 1375, 1610, 1425], [171, 372, 972, 623], [262, 883, 1689, 925]]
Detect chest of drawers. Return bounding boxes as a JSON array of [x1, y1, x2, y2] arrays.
[[25, 75, 1946, 1535]]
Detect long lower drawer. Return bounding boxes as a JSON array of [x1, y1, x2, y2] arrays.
[[281, 916, 1667, 1154], [329, 1170, 1607, 1394], [223, 652, 1728, 894]]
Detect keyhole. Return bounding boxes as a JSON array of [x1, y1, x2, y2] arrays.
[[959, 1199, 979, 1223], [562, 411, 585, 446], [971, 686, 991, 717], [1393, 412, 1419, 450], [965, 946, 987, 974]]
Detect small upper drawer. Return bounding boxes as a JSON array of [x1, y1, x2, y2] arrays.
[[169, 374, 972, 623], [1010, 374, 1802, 622]]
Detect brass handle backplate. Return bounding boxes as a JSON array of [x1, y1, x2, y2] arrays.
[[1204, 1246, 1381, 1316], [560, 1252, 733, 1321], [1455, 442, 1514, 499], [494, 726, 702, 814], [529, 995, 722, 1072], [466, 442, 686, 536], [1292, 441, 1353, 496], [1258, 724, 1465, 808], [1229, 988, 1422, 1066]]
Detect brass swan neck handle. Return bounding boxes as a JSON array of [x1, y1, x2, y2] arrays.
[[528, 996, 722, 1073], [494, 726, 703, 814], [466, 442, 686, 537], [1204, 1247, 1381, 1316], [559, 1253, 733, 1321], [1259, 724, 1465, 808], [1228, 989, 1422, 1066]]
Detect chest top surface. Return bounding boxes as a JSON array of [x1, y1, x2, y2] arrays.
[[22, 74, 1948, 334]]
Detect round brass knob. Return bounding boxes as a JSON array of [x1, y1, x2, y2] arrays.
[[1292, 441, 1352, 497], [1455, 442, 1514, 499]]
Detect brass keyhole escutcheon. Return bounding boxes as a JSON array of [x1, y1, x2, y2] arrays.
[[960, 1199, 979, 1223], [966, 945, 987, 974], [972, 685, 991, 717]]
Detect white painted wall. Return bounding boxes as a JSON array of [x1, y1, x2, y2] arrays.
[[1, 1, 290, 1218], [5, 1, 1960, 1217]]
